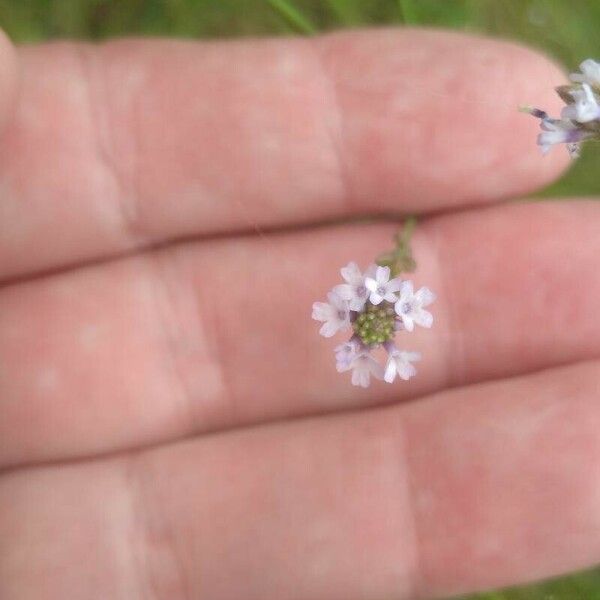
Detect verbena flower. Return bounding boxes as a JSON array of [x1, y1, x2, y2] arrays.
[[383, 344, 421, 384], [364, 265, 402, 305], [312, 261, 434, 387], [395, 281, 436, 332], [569, 58, 600, 86], [311, 291, 351, 338], [334, 338, 362, 372], [561, 83, 600, 122], [338, 349, 384, 388], [523, 58, 600, 157], [537, 118, 590, 157], [334, 262, 375, 311]]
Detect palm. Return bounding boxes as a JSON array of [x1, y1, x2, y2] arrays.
[[1, 27, 598, 600]]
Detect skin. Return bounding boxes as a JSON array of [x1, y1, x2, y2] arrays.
[[0, 25, 598, 599]]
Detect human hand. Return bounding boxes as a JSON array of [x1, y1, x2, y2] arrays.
[[0, 27, 597, 599]]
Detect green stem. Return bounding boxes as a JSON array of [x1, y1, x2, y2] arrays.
[[267, 0, 317, 35], [397, 0, 419, 24], [396, 214, 417, 248], [377, 216, 418, 276]]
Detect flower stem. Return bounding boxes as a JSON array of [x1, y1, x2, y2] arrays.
[[377, 216, 418, 276]]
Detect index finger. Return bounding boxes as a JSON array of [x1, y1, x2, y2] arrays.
[[0, 29, 567, 280]]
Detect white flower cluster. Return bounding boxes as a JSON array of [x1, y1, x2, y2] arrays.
[[312, 262, 435, 388], [524, 58, 600, 157]]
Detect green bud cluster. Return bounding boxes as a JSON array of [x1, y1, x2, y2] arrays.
[[353, 302, 396, 346]]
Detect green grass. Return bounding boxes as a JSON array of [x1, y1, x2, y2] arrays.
[[0, 1, 598, 598]]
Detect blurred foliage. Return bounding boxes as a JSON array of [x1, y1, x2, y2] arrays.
[[459, 567, 600, 600], [0, 0, 598, 598]]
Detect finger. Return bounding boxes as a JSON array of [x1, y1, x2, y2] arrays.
[[2, 360, 600, 599], [2, 201, 600, 468], [0, 29, 567, 280]]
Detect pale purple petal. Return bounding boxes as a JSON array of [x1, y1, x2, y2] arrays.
[[364, 277, 379, 293], [340, 262, 362, 286], [415, 287, 436, 307], [364, 264, 378, 278], [384, 350, 420, 383], [570, 59, 600, 86], [560, 84, 600, 123], [327, 290, 347, 310], [368, 357, 385, 381], [347, 352, 383, 388], [351, 368, 368, 388], [369, 292, 384, 306], [333, 284, 354, 301], [401, 313, 415, 332], [375, 265, 390, 284], [313, 293, 350, 338], [387, 278, 402, 294], [319, 320, 339, 338], [383, 290, 400, 303], [399, 280, 414, 301], [312, 301, 333, 322], [335, 339, 361, 372], [413, 309, 433, 329], [384, 359, 397, 384], [396, 359, 417, 381]]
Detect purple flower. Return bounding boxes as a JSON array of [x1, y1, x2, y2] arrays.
[[312, 291, 351, 338], [383, 344, 421, 383], [365, 266, 402, 305], [334, 262, 376, 312], [394, 281, 435, 332]]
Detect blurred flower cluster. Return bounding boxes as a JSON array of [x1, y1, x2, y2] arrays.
[[312, 262, 434, 388], [523, 58, 600, 157]]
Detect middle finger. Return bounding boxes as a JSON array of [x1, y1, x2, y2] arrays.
[[1, 200, 599, 467]]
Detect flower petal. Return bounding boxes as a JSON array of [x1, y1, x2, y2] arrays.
[[399, 280, 414, 300], [312, 301, 332, 322], [375, 265, 390, 284], [387, 278, 403, 294], [349, 296, 367, 311], [415, 286, 436, 307], [364, 263, 378, 279], [414, 308, 433, 328], [368, 358, 385, 381], [397, 359, 417, 380], [364, 277, 378, 293], [384, 358, 397, 384], [327, 290, 346, 309], [340, 262, 361, 285], [333, 284, 353, 301], [402, 314, 415, 332], [369, 292, 384, 305], [351, 368, 368, 388]]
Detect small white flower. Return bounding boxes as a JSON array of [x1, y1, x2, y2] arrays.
[[561, 84, 600, 123], [334, 338, 362, 372], [384, 348, 421, 383], [337, 349, 384, 388], [364, 266, 402, 305], [537, 118, 588, 155], [312, 291, 351, 338], [394, 281, 435, 332], [334, 262, 376, 311], [570, 59, 600, 87]]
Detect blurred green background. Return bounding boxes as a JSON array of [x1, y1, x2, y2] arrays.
[[1, 1, 598, 598]]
